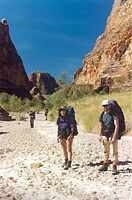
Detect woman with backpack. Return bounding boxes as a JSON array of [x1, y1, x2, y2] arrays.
[[57, 106, 74, 170]]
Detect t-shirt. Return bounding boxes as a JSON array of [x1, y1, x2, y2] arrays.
[[99, 112, 118, 137], [57, 116, 74, 130]]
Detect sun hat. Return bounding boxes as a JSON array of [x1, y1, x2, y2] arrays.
[[102, 100, 110, 106], [58, 106, 68, 112]]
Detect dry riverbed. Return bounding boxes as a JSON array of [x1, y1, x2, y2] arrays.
[[0, 113, 132, 200]]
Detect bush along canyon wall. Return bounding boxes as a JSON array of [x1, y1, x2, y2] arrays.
[[0, 19, 31, 98], [73, 0, 132, 93]]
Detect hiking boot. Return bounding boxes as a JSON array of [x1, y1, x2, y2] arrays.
[[64, 164, 69, 170], [64, 161, 71, 170], [67, 160, 71, 168], [112, 165, 118, 175], [62, 159, 68, 168], [98, 163, 108, 172]]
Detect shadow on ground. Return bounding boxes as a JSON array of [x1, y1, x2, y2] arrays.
[[87, 160, 132, 174], [0, 131, 9, 135]]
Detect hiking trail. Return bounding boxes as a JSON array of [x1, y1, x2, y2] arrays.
[[0, 113, 132, 200]]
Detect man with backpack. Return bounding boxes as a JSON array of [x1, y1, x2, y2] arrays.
[[98, 100, 119, 175]]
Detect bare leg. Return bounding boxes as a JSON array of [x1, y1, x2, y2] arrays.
[[67, 137, 73, 161], [61, 139, 68, 159]]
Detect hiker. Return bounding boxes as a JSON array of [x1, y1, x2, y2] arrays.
[[98, 100, 119, 175], [29, 110, 35, 128], [57, 106, 74, 170], [44, 108, 49, 120]]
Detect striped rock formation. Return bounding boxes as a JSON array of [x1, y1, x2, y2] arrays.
[[73, 0, 132, 93]]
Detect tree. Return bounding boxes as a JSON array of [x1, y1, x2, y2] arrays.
[[59, 72, 68, 84]]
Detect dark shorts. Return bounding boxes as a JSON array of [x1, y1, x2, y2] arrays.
[[59, 129, 70, 140]]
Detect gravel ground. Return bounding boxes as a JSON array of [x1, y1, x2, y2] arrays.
[[0, 113, 132, 200]]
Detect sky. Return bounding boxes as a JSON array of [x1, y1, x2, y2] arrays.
[[0, 0, 114, 82]]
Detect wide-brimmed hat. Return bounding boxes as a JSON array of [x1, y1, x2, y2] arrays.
[[58, 106, 68, 112]]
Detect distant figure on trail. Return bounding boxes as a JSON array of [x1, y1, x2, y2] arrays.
[[98, 100, 119, 175], [29, 110, 36, 128], [57, 106, 74, 170], [44, 108, 49, 120]]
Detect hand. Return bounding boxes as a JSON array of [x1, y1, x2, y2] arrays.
[[68, 134, 74, 140], [57, 136, 60, 143], [70, 134, 74, 139], [111, 137, 116, 144], [99, 136, 102, 142]]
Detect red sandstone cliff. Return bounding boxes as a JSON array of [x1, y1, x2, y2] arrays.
[[0, 19, 31, 98], [29, 71, 59, 96], [73, 0, 132, 92]]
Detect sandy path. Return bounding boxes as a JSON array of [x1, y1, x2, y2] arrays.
[[0, 113, 132, 200]]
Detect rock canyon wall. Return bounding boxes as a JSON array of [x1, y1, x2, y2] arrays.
[[73, 0, 132, 93], [29, 71, 59, 96], [0, 19, 31, 98]]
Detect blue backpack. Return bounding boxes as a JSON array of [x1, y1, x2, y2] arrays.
[[29, 111, 35, 119], [67, 106, 78, 136], [109, 100, 126, 139]]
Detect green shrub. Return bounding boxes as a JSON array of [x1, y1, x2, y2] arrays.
[[70, 85, 93, 100], [46, 84, 71, 110], [9, 95, 23, 112], [115, 76, 126, 83], [46, 84, 94, 110], [48, 109, 58, 121], [98, 90, 107, 95], [0, 92, 9, 104], [0, 92, 44, 112], [27, 98, 44, 111]]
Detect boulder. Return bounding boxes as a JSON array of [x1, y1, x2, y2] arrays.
[[0, 106, 11, 121]]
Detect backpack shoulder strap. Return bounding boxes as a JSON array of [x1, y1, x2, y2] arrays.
[[57, 116, 60, 124], [109, 111, 114, 123], [100, 111, 104, 120]]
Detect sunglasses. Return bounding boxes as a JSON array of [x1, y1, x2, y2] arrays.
[[103, 105, 109, 107]]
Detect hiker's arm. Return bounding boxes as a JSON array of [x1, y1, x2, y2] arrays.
[[111, 118, 119, 143], [57, 125, 60, 142], [99, 123, 103, 142], [70, 127, 74, 138]]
